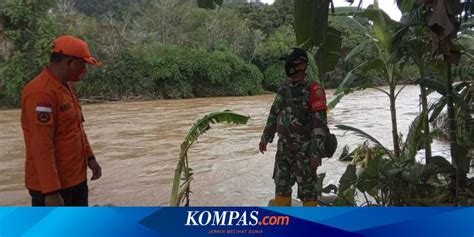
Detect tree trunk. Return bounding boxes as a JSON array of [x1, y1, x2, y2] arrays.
[[389, 87, 400, 158], [420, 86, 432, 163], [419, 65, 432, 163], [445, 64, 458, 158], [445, 62, 460, 205]]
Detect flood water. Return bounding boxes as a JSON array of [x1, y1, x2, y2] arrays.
[[0, 85, 455, 206]]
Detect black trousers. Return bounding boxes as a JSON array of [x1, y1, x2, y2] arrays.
[[29, 180, 88, 206]]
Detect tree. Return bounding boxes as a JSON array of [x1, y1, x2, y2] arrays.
[[413, 0, 473, 204], [329, 1, 405, 158], [226, 2, 290, 36], [392, 4, 434, 163], [73, 0, 142, 17], [0, 0, 57, 106]]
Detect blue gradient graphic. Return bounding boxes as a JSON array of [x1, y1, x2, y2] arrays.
[[0, 207, 472, 237]]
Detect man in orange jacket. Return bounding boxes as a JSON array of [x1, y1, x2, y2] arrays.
[[21, 35, 102, 206]]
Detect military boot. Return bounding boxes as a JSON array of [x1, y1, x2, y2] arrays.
[[274, 194, 292, 206], [302, 200, 318, 206]]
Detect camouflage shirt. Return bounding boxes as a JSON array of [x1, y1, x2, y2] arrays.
[[261, 78, 327, 157]]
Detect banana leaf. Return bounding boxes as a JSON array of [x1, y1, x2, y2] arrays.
[[336, 124, 394, 158], [294, 0, 343, 76], [170, 110, 250, 206], [404, 110, 429, 160]]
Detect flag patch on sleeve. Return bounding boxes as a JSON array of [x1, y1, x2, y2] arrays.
[[36, 103, 52, 113], [36, 103, 52, 124]]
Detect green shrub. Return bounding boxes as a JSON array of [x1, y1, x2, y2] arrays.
[[78, 45, 264, 99], [262, 63, 286, 92], [79, 53, 158, 98]]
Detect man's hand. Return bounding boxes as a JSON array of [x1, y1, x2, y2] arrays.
[[259, 140, 268, 154], [45, 193, 64, 206], [310, 155, 322, 170], [88, 159, 102, 180]]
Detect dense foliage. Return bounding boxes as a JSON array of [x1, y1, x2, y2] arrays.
[[0, 0, 407, 107]]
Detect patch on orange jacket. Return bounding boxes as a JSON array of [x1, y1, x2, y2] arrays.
[[36, 103, 52, 124], [36, 112, 51, 123]]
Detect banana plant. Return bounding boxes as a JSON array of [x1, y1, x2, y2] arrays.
[[391, 4, 435, 163], [422, 79, 473, 171], [414, 0, 473, 204], [336, 107, 428, 162], [397, 0, 474, 204], [394, 0, 474, 166], [170, 110, 250, 206], [328, 1, 405, 157], [332, 109, 468, 206]]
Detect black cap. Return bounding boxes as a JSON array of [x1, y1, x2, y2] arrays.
[[279, 47, 308, 63]]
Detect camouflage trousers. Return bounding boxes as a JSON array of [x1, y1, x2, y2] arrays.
[[272, 138, 318, 201]]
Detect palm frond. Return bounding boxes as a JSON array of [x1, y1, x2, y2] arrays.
[[355, 7, 398, 49], [417, 77, 447, 96], [460, 18, 474, 31], [404, 109, 428, 160], [336, 124, 393, 158], [392, 6, 427, 48], [399, 3, 426, 26], [430, 156, 455, 174], [428, 82, 472, 122], [455, 33, 474, 57], [336, 61, 368, 94], [345, 40, 374, 61], [332, 16, 374, 40], [329, 58, 386, 109], [453, 64, 474, 81], [429, 97, 447, 122], [327, 66, 362, 109]]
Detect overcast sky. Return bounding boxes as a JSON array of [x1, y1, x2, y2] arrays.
[[259, 0, 402, 21]]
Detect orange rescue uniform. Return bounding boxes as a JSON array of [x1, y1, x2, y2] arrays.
[[21, 67, 94, 194]]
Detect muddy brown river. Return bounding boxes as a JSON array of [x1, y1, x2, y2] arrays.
[[0, 85, 457, 206]]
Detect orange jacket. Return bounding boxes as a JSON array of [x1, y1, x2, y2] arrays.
[[21, 67, 94, 194]]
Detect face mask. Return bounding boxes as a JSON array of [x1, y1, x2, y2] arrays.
[[285, 62, 305, 77]]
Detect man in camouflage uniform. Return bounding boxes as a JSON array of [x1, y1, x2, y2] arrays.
[[259, 48, 327, 207]]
